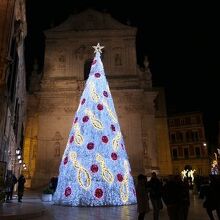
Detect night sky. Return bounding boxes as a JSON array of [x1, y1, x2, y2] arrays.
[[25, 0, 220, 148]]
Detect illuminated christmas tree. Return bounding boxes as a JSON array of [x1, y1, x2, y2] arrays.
[[53, 43, 137, 206]]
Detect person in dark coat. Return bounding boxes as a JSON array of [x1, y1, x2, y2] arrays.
[[17, 174, 26, 202], [5, 172, 17, 202], [147, 172, 163, 220], [136, 174, 150, 220], [49, 176, 58, 193], [181, 178, 190, 220], [5, 173, 14, 202], [202, 175, 220, 220], [9, 174, 17, 200], [162, 175, 180, 220]]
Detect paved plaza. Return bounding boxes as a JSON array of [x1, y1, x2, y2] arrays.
[[0, 191, 218, 220]]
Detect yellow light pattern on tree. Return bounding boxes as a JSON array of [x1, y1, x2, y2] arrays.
[[70, 151, 91, 190], [120, 160, 129, 203], [102, 99, 117, 123], [85, 108, 103, 130], [73, 123, 84, 145], [89, 82, 99, 102], [112, 132, 121, 151], [96, 153, 114, 184]]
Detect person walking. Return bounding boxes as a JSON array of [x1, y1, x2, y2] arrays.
[[147, 172, 163, 220], [17, 174, 26, 202], [5, 173, 13, 202], [9, 173, 17, 200], [136, 174, 150, 220], [202, 175, 220, 220]]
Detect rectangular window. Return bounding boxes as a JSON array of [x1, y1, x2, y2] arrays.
[[186, 131, 192, 142], [184, 148, 189, 159], [171, 133, 176, 143], [180, 119, 185, 125], [192, 131, 199, 142], [172, 148, 178, 159], [169, 119, 175, 126], [176, 132, 183, 142], [195, 147, 201, 157]]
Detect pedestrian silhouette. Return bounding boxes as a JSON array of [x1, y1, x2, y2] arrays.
[[136, 174, 150, 220], [17, 174, 26, 202]]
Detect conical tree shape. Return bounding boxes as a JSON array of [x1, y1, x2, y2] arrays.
[[53, 48, 137, 206]]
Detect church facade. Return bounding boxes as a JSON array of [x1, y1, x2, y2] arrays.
[[23, 9, 172, 188]]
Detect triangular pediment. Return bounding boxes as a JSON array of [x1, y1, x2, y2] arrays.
[[46, 9, 135, 32]]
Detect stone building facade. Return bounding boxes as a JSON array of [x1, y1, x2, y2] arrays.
[[168, 112, 210, 176], [24, 9, 172, 188], [0, 0, 27, 177]]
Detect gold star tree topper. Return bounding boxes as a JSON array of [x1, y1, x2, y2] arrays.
[[92, 43, 104, 53]]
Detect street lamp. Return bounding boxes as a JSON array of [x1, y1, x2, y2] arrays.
[[16, 148, 21, 155]]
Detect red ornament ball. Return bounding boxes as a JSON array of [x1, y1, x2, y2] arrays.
[[133, 188, 136, 196], [92, 60, 97, 65], [82, 116, 89, 123], [65, 187, 71, 197], [87, 142, 94, 150], [81, 98, 86, 105], [91, 164, 99, 173], [117, 173, 123, 182], [95, 188, 103, 199], [63, 156, 68, 165], [111, 152, 118, 160], [102, 136, 108, 143], [69, 135, 74, 143], [103, 91, 108, 97], [97, 104, 103, 111], [111, 124, 116, 131], [74, 117, 78, 124], [95, 73, 101, 78]]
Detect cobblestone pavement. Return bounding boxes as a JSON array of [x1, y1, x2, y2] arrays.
[[0, 191, 218, 220]]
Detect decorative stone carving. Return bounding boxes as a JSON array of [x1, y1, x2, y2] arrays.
[[55, 48, 66, 71], [115, 53, 122, 66], [45, 9, 135, 32], [124, 105, 144, 113], [41, 79, 56, 89], [38, 104, 55, 113], [113, 47, 123, 66], [64, 107, 76, 113], [54, 142, 60, 157], [137, 56, 152, 89], [74, 45, 91, 60], [52, 131, 63, 141], [77, 80, 85, 91]]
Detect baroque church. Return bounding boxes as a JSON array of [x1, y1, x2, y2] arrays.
[[23, 9, 172, 188]]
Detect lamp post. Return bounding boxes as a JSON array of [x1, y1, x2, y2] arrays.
[[15, 148, 21, 155]]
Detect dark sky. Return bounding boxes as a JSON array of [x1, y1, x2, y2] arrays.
[[25, 0, 220, 147]]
